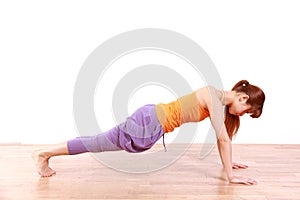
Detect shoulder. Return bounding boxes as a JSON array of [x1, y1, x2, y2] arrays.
[[195, 86, 218, 97], [195, 86, 221, 108]]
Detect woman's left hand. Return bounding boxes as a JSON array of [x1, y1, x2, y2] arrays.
[[232, 162, 248, 169], [229, 175, 257, 185]]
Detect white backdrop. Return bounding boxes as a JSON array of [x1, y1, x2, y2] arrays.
[[0, 0, 299, 144]]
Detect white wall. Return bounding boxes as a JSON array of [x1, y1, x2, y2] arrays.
[[0, 0, 299, 144]]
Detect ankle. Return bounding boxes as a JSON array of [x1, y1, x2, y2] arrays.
[[37, 150, 51, 160]]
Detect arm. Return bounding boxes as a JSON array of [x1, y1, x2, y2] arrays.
[[203, 87, 256, 185], [216, 128, 233, 181], [215, 123, 256, 185], [202, 87, 233, 180]]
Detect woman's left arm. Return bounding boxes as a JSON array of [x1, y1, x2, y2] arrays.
[[203, 86, 234, 181], [203, 86, 255, 184]]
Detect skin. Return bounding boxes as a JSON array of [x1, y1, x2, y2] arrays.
[[32, 142, 69, 177], [195, 86, 256, 185], [33, 86, 257, 185]]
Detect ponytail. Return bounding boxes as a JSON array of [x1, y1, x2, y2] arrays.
[[224, 80, 265, 139]]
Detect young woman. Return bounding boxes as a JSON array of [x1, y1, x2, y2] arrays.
[[32, 80, 265, 185]]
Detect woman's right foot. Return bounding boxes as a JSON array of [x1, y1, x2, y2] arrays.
[[32, 150, 56, 177]]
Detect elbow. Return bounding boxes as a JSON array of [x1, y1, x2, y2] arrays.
[[216, 130, 231, 144], [217, 137, 231, 144]]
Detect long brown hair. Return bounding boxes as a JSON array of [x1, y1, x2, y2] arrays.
[[225, 80, 265, 139]]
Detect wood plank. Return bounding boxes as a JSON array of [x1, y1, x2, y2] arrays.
[[0, 144, 299, 199]]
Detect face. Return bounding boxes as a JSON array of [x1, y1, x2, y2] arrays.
[[228, 93, 252, 117]]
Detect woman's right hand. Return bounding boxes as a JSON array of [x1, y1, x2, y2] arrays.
[[232, 162, 248, 169], [229, 175, 257, 185]]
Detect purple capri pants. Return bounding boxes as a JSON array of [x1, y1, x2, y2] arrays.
[[67, 104, 165, 154]]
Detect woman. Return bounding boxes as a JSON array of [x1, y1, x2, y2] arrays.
[[32, 80, 265, 185]]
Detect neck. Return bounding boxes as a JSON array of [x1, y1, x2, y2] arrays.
[[223, 91, 236, 106]]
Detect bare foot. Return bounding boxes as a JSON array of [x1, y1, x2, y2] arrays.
[[32, 150, 56, 177]]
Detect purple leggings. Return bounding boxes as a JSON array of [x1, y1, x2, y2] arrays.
[[67, 104, 165, 154]]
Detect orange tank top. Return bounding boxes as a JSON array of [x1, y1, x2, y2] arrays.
[[155, 91, 209, 133]]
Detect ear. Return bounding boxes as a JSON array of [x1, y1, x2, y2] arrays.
[[239, 94, 249, 103]]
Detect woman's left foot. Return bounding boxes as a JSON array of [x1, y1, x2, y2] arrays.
[[32, 150, 56, 177]]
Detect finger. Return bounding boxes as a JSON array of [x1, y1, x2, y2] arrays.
[[243, 178, 256, 185], [232, 165, 246, 169], [230, 179, 250, 185], [234, 178, 254, 185], [236, 164, 248, 169], [241, 180, 251, 185], [240, 164, 248, 169], [239, 165, 248, 169], [248, 179, 257, 184]]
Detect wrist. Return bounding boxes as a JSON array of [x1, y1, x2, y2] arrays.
[[227, 173, 234, 181], [222, 167, 233, 181]]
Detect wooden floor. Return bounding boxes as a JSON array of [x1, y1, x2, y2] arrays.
[[1, 144, 300, 200]]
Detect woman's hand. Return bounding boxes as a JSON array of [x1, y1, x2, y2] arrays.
[[232, 162, 248, 169], [229, 175, 257, 185]]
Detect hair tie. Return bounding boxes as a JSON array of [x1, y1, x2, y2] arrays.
[[242, 81, 249, 87]]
